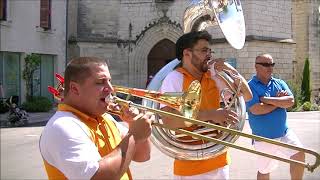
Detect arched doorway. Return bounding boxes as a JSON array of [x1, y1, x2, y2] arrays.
[[147, 39, 176, 78], [131, 22, 182, 88]]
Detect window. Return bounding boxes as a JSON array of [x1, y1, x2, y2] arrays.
[[32, 54, 54, 101], [0, 53, 54, 102], [0, 52, 21, 99], [0, 0, 7, 20], [40, 0, 51, 30]]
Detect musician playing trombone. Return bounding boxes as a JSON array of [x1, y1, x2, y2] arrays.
[[39, 57, 154, 180], [246, 54, 305, 180], [160, 30, 253, 180]]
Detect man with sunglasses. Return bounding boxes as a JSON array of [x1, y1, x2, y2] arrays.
[[159, 30, 252, 180], [246, 54, 305, 180]]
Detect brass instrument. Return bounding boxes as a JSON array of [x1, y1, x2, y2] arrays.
[[48, 73, 65, 101], [141, 0, 318, 172], [112, 80, 201, 123], [143, 0, 249, 161], [183, 0, 246, 49], [46, 0, 320, 172], [111, 95, 320, 172], [48, 74, 320, 172]]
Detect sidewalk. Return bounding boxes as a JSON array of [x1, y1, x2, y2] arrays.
[[1, 110, 318, 128], [0, 108, 55, 127]]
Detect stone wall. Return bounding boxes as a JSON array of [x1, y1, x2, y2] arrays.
[[292, 0, 320, 99], [309, 0, 320, 96], [72, 0, 297, 88], [78, 0, 120, 39], [292, 0, 309, 81], [245, 0, 292, 39], [212, 41, 294, 81], [118, 0, 186, 40], [76, 42, 129, 86]]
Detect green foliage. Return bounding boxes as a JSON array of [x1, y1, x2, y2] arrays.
[[301, 58, 311, 103], [301, 101, 312, 111], [286, 80, 302, 112], [21, 96, 52, 112], [286, 66, 320, 112], [22, 54, 41, 101]]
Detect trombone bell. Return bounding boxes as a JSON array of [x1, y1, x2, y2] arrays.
[[114, 80, 202, 120]]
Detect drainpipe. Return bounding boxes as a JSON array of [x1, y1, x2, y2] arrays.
[[128, 22, 132, 86], [65, 0, 69, 68]]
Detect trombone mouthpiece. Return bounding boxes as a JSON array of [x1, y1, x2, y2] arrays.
[[105, 94, 114, 103], [207, 58, 218, 66]]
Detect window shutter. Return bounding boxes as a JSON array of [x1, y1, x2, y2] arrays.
[[0, 0, 6, 20], [40, 0, 50, 29]]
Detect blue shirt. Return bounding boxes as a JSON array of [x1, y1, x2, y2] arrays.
[[246, 76, 293, 139]]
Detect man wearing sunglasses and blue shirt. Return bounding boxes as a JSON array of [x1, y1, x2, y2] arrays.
[[246, 54, 305, 180]]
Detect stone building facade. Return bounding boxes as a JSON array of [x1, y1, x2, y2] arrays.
[[292, 0, 320, 98], [68, 0, 297, 89], [0, 0, 66, 102]]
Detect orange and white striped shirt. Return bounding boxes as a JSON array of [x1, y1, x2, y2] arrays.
[[160, 67, 230, 176], [39, 104, 131, 179]]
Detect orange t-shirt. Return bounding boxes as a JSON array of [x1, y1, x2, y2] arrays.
[[173, 67, 230, 176], [42, 104, 132, 180]]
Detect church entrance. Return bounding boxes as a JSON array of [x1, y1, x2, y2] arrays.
[[147, 39, 176, 80]]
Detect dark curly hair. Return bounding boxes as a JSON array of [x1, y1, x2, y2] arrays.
[[176, 30, 213, 60]]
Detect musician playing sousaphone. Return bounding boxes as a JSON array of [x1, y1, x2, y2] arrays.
[[159, 30, 252, 179]]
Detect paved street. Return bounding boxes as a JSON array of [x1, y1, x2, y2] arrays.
[[1, 112, 319, 179]]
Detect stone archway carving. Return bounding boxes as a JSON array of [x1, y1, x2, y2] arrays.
[[130, 20, 182, 88]]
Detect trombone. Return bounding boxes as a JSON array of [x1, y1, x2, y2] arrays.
[[107, 93, 320, 172], [48, 73, 320, 172], [111, 85, 320, 172]]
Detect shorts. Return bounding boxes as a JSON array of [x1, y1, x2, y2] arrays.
[[253, 129, 303, 174], [173, 165, 229, 180]]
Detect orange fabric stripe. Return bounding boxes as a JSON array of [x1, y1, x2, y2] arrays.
[[174, 151, 230, 176], [42, 104, 131, 180], [173, 68, 230, 176], [176, 68, 219, 110], [43, 160, 67, 180]]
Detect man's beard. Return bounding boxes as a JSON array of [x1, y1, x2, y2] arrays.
[[191, 56, 209, 72], [200, 64, 208, 72]]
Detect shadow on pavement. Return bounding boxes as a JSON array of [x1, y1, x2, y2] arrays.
[[25, 121, 48, 127], [0, 121, 48, 128]]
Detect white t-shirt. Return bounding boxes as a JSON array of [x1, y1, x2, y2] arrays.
[[159, 70, 228, 105], [160, 70, 184, 93], [39, 111, 128, 179]]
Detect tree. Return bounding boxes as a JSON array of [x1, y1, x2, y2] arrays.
[[22, 54, 40, 101], [301, 57, 311, 103]]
